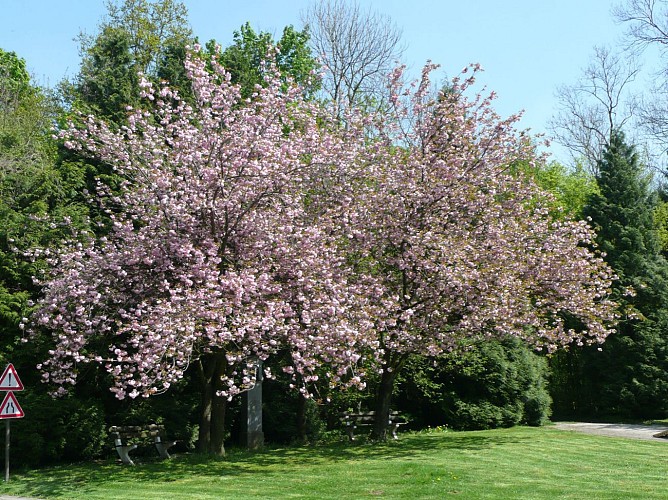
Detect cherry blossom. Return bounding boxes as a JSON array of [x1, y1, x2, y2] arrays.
[[340, 64, 618, 439], [29, 48, 616, 448]]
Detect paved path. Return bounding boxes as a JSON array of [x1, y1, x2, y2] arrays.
[[553, 422, 668, 440]]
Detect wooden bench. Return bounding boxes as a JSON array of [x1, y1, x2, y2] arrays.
[[339, 410, 407, 441], [109, 424, 176, 465]]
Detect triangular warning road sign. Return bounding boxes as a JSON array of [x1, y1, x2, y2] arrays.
[[0, 392, 24, 419], [0, 364, 23, 391]]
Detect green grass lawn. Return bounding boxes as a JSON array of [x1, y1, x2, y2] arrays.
[[1, 425, 667, 499]]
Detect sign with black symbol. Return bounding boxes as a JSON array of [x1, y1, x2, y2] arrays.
[[0, 364, 23, 392], [0, 392, 24, 419]]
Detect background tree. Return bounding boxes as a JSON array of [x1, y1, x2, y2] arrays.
[[549, 46, 639, 174], [516, 159, 599, 219], [654, 187, 668, 255], [551, 130, 668, 419], [302, 0, 404, 113], [73, 0, 193, 125], [75, 26, 139, 125], [218, 23, 320, 99], [614, 0, 668, 158], [82, 0, 192, 77], [0, 48, 52, 364], [0, 49, 32, 108], [0, 48, 89, 362], [0, 48, 110, 467]]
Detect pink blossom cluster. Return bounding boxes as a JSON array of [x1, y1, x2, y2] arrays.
[[30, 48, 617, 400], [349, 63, 617, 368], [34, 47, 377, 399]]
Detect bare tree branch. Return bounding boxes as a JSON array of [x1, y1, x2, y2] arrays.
[[614, 1, 668, 166], [302, 0, 404, 114], [549, 46, 639, 174], [614, 0, 668, 51]]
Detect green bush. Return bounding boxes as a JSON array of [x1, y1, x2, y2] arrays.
[[4, 392, 107, 467], [523, 387, 552, 426], [396, 337, 552, 430]]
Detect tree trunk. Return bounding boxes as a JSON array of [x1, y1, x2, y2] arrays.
[[196, 352, 228, 455], [373, 367, 398, 441], [209, 386, 228, 455], [296, 392, 307, 443]]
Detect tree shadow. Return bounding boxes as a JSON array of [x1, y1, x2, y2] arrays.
[[232, 431, 522, 468]]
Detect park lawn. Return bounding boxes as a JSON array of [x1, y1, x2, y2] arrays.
[[1, 425, 667, 499]]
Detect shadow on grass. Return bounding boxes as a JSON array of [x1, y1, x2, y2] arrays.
[[233, 430, 521, 468], [6, 429, 527, 499]]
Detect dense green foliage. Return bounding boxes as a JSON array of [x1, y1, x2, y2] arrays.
[[525, 160, 598, 218], [75, 26, 140, 124], [218, 23, 320, 99], [396, 338, 551, 430], [73, 0, 193, 125], [0, 48, 104, 466], [0, 48, 87, 362], [653, 188, 668, 256]]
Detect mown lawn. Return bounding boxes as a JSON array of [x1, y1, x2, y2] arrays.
[[1, 425, 667, 499]]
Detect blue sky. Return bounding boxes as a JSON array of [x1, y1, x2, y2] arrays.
[[1, 0, 632, 163]]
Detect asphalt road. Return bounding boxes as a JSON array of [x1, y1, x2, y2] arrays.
[[553, 422, 668, 440]]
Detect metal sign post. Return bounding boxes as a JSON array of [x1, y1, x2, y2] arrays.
[[4, 420, 9, 482], [0, 364, 24, 482]]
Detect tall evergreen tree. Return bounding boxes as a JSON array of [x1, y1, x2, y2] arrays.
[[551, 131, 668, 419], [0, 49, 88, 358], [73, 0, 193, 126], [75, 26, 138, 125]]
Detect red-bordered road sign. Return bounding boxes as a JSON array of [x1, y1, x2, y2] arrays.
[[0, 392, 24, 419], [0, 364, 23, 391]]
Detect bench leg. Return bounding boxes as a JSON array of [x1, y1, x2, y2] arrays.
[[154, 437, 177, 459], [115, 444, 138, 466], [346, 423, 356, 442], [390, 423, 400, 440]]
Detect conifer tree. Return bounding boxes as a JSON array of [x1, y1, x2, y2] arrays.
[[553, 131, 668, 419]]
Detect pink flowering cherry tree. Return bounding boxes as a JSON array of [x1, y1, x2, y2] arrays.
[[30, 47, 376, 455], [30, 45, 618, 449], [344, 64, 618, 440]]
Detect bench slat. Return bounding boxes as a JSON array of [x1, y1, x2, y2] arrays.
[[339, 411, 407, 441]]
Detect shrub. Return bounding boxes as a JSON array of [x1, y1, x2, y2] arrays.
[[4, 392, 107, 467], [395, 337, 552, 430]]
